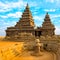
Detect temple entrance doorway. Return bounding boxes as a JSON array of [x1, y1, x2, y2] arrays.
[[35, 31, 42, 37]]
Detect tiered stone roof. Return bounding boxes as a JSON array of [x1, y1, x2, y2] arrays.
[[42, 12, 55, 29], [15, 4, 35, 30], [41, 12, 55, 36]]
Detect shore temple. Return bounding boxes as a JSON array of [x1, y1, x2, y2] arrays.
[[6, 4, 55, 37]]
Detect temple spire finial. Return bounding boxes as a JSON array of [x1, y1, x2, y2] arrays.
[[45, 12, 49, 18], [27, 3, 28, 6], [26, 3, 29, 9], [46, 12, 48, 15]]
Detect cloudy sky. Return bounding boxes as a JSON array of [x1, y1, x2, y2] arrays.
[[0, 0, 60, 36]]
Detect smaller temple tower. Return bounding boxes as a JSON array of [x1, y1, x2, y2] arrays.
[[41, 12, 55, 36]]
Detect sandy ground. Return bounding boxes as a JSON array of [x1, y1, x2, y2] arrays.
[[13, 51, 56, 60], [0, 37, 56, 60]]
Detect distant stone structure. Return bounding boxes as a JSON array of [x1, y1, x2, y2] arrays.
[[6, 4, 55, 38]]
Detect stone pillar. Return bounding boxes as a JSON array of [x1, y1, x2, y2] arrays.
[[36, 32, 38, 37]]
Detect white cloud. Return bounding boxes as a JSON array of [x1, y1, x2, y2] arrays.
[[46, 0, 54, 3], [51, 0, 54, 3], [50, 14, 60, 22], [0, 20, 5, 22], [0, 2, 11, 12], [6, 0, 26, 8], [55, 26, 60, 35], [0, 30, 6, 36], [0, 12, 22, 18], [34, 16, 44, 21], [0, 0, 27, 12], [52, 15, 60, 18], [29, 2, 42, 7], [7, 12, 22, 18], [0, 0, 43, 13], [0, 16, 8, 18], [44, 9, 56, 12], [33, 16, 45, 26]]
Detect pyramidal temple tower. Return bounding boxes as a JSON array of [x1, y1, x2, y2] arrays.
[[41, 12, 55, 36], [6, 4, 35, 37], [15, 4, 35, 29]]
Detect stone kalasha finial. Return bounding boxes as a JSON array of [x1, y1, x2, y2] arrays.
[[46, 12, 48, 15], [45, 12, 49, 18], [27, 3, 28, 6], [26, 3, 29, 9]]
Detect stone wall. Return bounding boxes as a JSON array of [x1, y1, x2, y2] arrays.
[[40, 38, 60, 60], [5, 33, 36, 41], [40, 40, 58, 52]]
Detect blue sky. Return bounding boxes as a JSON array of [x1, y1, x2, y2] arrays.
[[0, 0, 60, 36]]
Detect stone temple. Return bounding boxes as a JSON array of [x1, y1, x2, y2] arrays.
[[6, 4, 55, 37], [5, 4, 60, 60]]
